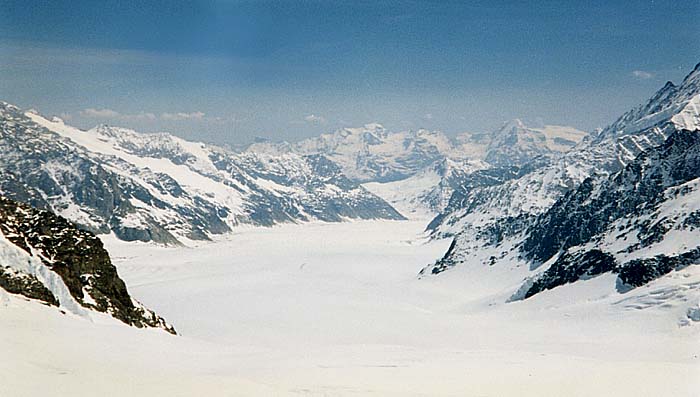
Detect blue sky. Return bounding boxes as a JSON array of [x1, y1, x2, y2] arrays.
[[1, 0, 698, 144]]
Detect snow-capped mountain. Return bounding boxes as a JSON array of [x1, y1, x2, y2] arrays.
[[514, 130, 700, 300], [484, 119, 587, 167], [0, 194, 174, 333], [247, 121, 587, 184], [246, 120, 586, 220], [431, 63, 700, 238], [423, 63, 700, 303], [585, 62, 700, 170], [249, 123, 456, 183], [0, 102, 404, 245]]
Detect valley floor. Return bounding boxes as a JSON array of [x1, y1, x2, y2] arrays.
[[2, 219, 699, 396]]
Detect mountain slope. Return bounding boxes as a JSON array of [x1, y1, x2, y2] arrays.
[[0, 102, 404, 244], [425, 63, 700, 304], [272, 120, 586, 220], [429, 63, 700, 238], [0, 194, 174, 333], [514, 130, 700, 299]]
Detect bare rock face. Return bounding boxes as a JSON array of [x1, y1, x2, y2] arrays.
[[0, 195, 175, 334]]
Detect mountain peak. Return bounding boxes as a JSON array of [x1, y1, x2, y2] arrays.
[[598, 63, 700, 141], [661, 80, 677, 90], [363, 122, 385, 131], [499, 118, 527, 131], [679, 62, 700, 92]]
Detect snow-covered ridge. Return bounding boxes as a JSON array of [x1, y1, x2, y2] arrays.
[[245, 119, 586, 217], [431, 64, 700, 237], [484, 119, 587, 167], [249, 123, 456, 182], [596, 62, 700, 152], [424, 63, 700, 308], [0, 103, 404, 245], [246, 121, 587, 184]]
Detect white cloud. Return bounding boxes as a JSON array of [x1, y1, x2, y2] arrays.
[[632, 70, 653, 80], [423, 113, 433, 120], [79, 108, 157, 121], [161, 111, 205, 121], [138, 112, 158, 121], [304, 114, 326, 124], [78, 108, 206, 122], [80, 108, 122, 118]]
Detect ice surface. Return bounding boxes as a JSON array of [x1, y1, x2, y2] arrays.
[[3, 219, 697, 396]]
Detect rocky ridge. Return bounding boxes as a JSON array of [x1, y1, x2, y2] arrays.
[[0, 195, 175, 333]]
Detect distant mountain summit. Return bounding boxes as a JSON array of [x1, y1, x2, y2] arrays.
[[245, 120, 587, 208], [485, 119, 587, 167], [249, 123, 457, 183]]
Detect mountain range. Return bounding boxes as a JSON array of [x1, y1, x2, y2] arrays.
[[0, 104, 404, 246], [423, 62, 700, 306], [247, 120, 587, 183]]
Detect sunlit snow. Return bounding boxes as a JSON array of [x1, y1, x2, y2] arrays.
[[2, 219, 697, 396]]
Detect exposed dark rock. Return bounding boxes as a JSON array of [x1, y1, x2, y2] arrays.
[[0, 266, 58, 306], [514, 247, 700, 300], [426, 165, 523, 233], [523, 249, 617, 299], [0, 195, 176, 334], [617, 248, 700, 290], [522, 130, 700, 265], [421, 238, 458, 276]]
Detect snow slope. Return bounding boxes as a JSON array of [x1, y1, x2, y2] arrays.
[[363, 158, 488, 218], [3, 219, 697, 396]]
